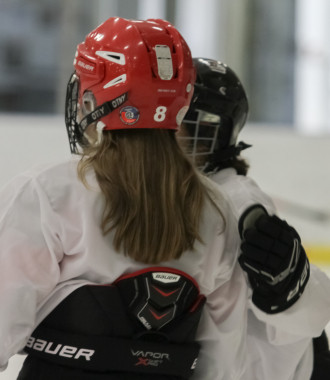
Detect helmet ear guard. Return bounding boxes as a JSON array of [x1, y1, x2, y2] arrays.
[[65, 71, 129, 154]]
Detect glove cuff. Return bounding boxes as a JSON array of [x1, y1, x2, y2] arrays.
[[251, 248, 310, 314]]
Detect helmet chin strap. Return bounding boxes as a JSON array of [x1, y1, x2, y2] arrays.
[[78, 92, 128, 135]]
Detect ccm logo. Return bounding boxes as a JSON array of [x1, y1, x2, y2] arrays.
[[26, 336, 95, 361]]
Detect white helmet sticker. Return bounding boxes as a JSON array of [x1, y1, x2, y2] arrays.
[[103, 74, 127, 89], [155, 45, 173, 80], [152, 272, 181, 283], [96, 51, 126, 65], [176, 106, 189, 126]]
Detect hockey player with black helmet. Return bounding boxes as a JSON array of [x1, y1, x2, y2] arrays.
[[179, 57, 330, 379], [180, 57, 250, 175]]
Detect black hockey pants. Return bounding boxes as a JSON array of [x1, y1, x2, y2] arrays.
[[17, 356, 179, 380], [310, 330, 330, 379], [17, 268, 205, 380], [18, 333, 330, 380]]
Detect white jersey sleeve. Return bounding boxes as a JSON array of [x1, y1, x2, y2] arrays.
[[0, 171, 64, 368], [211, 168, 277, 218], [211, 168, 330, 340]]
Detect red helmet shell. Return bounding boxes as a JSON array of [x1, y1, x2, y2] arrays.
[[73, 17, 196, 131]]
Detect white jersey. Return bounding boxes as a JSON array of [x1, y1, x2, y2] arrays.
[[0, 161, 330, 380]]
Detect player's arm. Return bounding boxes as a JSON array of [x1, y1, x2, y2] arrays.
[[238, 204, 310, 314], [0, 176, 62, 369]]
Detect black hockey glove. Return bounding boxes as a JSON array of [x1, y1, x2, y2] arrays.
[[238, 204, 310, 314]]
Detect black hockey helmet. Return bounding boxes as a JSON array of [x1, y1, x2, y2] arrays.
[[180, 58, 250, 172]]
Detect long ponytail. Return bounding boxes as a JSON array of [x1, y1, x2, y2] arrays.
[[78, 129, 206, 264]]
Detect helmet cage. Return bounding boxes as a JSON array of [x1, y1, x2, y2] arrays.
[[180, 109, 220, 171], [65, 72, 81, 154]]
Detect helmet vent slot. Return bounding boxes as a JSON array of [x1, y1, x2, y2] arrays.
[[96, 51, 126, 66], [154, 44, 173, 80]]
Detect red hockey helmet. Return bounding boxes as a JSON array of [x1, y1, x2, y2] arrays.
[[65, 17, 195, 153]]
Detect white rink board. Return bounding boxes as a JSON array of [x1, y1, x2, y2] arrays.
[[0, 114, 70, 186]]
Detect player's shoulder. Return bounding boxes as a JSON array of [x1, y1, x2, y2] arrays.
[[198, 173, 239, 225], [210, 168, 276, 218], [34, 157, 98, 195], [29, 157, 100, 211], [0, 158, 82, 213], [31, 157, 79, 179], [211, 168, 259, 190], [3, 157, 88, 198]]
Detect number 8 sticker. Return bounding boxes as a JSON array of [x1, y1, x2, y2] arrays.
[[154, 106, 167, 122]]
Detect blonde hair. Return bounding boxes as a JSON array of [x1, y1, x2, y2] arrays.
[[78, 129, 207, 264]]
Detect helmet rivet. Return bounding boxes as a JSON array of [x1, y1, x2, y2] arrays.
[[186, 83, 192, 93]]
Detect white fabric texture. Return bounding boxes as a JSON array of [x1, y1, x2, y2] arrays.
[[207, 168, 329, 380], [0, 161, 330, 380]]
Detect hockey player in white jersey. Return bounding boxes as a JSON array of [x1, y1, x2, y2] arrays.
[[179, 57, 330, 379], [0, 17, 330, 379]]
